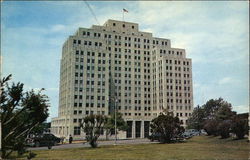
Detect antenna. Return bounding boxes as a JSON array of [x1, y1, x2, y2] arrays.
[[84, 1, 100, 25]]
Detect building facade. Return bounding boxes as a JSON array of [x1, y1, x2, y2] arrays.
[[51, 19, 193, 140]]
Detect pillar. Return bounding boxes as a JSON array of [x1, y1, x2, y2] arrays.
[[141, 121, 144, 138], [132, 121, 135, 139]]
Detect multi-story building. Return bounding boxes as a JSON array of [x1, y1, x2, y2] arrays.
[[51, 19, 193, 139]]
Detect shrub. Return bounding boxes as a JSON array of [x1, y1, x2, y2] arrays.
[[217, 120, 231, 139], [204, 119, 219, 136], [150, 112, 184, 143], [231, 116, 248, 139]]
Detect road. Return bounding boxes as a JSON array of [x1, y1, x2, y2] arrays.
[[28, 138, 157, 151]]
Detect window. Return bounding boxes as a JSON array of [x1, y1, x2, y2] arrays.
[[73, 119, 77, 123], [74, 127, 80, 135]]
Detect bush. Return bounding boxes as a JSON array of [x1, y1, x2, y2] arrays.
[[204, 119, 219, 136], [217, 120, 231, 139], [231, 117, 248, 139], [150, 112, 184, 143]]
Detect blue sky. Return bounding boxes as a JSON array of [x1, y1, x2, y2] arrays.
[[1, 1, 249, 121]]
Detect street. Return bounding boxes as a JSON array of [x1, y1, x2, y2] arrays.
[[28, 138, 157, 151]]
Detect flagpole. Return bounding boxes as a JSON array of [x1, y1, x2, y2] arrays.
[[122, 10, 124, 21]]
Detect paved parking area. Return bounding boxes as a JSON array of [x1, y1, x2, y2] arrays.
[[28, 138, 157, 150]]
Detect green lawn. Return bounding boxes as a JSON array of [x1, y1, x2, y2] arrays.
[[16, 136, 249, 160]]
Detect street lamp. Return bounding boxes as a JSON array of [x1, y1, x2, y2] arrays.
[[114, 98, 118, 145], [197, 105, 200, 136], [107, 97, 118, 145]]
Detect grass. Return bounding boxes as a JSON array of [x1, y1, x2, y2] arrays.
[[13, 136, 249, 160]]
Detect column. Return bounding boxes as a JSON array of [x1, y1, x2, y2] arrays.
[[141, 121, 145, 138], [132, 121, 135, 139]]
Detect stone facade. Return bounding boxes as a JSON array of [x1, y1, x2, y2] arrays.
[[51, 19, 193, 140]]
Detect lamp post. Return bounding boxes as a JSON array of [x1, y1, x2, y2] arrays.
[[108, 97, 118, 145], [197, 105, 200, 136], [114, 98, 117, 145]]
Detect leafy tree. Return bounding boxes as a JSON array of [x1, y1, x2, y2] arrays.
[[80, 114, 107, 148], [0, 75, 50, 158], [187, 105, 205, 130], [150, 112, 184, 143], [202, 98, 223, 119], [30, 122, 51, 135], [104, 112, 128, 140], [231, 113, 248, 139], [215, 103, 236, 121], [188, 98, 235, 137], [215, 104, 236, 138]]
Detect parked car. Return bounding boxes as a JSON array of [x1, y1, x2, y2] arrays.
[[149, 132, 184, 142], [181, 131, 193, 139], [181, 129, 200, 139], [200, 129, 207, 135], [186, 129, 200, 136], [26, 133, 61, 147], [148, 132, 162, 142]]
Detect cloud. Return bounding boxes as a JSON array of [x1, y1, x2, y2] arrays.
[[47, 87, 59, 92], [233, 105, 249, 114], [218, 77, 233, 85], [50, 24, 66, 32], [2, 1, 249, 121]]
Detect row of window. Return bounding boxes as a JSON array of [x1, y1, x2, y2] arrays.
[[153, 72, 191, 78], [160, 50, 183, 56], [176, 112, 191, 117], [165, 66, 190, 72], [75, 50, 151, 61], [73, 40, 103, 47], [75, 50, 106, 57], [165, 59, 190, 66], [165, 92, 191, 97], [81, 30, 168, 47]]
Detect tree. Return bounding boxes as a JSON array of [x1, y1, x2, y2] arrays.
[[231, 113, 248, 139], [150, 112, 184, 143], [104, 112, 128, 140], [215, 103, 236, 121], [187, 105, 205, 130], [30, 122, 51, 135], [215, 103, 236, 138], [188, 98, 235, 137], [80, 114, 107, 148], [0, 75, 50, 158], [202, 98, 223, 119]]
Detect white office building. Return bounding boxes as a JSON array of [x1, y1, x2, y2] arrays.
[[51, 19, 193, 139]]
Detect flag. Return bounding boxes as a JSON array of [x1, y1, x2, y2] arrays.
[[123, 8, 128, 13]]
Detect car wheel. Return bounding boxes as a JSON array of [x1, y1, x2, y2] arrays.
[[35, 141, 40, 147], [53, 141, 57, 146]]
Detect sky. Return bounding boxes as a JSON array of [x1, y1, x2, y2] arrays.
[[1, 1, 249, 122]]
